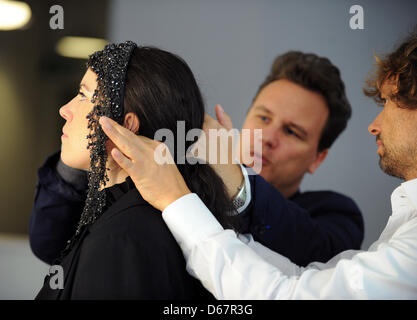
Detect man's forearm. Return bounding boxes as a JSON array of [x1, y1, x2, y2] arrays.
[[161, 193, 298, 299], [210, 163, 244, 199], [30, 152, 86, 264]]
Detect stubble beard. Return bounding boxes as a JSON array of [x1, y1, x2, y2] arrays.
[[378, 142, 415, 180], [379, 154, 403, 179]]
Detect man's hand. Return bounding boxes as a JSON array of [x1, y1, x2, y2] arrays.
[[214, 104, 233, 130], [99, 116, 191, 212], [200, 105, 244, 199]]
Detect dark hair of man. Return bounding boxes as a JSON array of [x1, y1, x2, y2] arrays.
[[364, 30, 417, 109], [124, 46, 238, 229], [253, 51, 352, 152]]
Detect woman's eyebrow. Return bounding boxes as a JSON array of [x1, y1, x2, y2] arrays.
[[79, 83, 95, 99], [80, 83, 92, 93]]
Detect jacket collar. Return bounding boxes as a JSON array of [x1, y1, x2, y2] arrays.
[[89, 177, 149, 231]]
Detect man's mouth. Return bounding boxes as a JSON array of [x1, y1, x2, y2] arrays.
[[253, 152, 270, 165]]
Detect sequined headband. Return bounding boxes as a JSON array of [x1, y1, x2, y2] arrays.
[[61, 41, 138, 258], [87, 40, 137, 123]]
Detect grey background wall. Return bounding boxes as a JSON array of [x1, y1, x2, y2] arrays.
[[108, 0, 417, 249]]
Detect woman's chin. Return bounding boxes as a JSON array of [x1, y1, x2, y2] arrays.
[[61, 153, 89, 170]]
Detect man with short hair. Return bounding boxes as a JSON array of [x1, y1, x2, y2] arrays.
[[214, 51, 363, 265], [242, 51, 351, 197]]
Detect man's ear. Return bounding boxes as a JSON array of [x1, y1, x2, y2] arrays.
[[307, 149, 329, 174], [123, 112, 140, 134]]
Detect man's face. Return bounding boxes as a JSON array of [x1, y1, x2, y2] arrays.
[[242, 79, 329, 195], [368, 82, 417, 181]]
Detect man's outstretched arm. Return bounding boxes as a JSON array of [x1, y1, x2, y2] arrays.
[[29, 152, 87, 264]]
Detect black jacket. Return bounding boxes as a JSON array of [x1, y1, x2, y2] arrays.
[[36, 176, 214, 300], [30, 152, 364, 268], [240, 174, 364, 266]]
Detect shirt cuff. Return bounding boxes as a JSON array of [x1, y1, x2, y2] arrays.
[[162, 193, 225, 258], [236, 164, 252, 214]]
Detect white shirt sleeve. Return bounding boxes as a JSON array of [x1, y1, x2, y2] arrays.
[[162, 193, 417, 300]]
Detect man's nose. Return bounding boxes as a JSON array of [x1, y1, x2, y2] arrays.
[[262, 126, 279, 149], [368, 113, 382, 136]]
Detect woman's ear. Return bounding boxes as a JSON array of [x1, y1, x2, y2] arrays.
[[123, 112, 140, 134]]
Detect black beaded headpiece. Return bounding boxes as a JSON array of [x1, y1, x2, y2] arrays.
[[62, 41, 137, 256]]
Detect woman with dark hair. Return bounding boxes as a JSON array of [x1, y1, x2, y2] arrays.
[[36, 41, 237, 299]]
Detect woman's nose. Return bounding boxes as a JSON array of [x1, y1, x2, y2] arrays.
[[59, 101, 73, 122]]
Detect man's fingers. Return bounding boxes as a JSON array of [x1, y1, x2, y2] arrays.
[[214, 104, 225, 125], [204, 113, 215, 123], [100, 116, 142, 158], [111, 148, 134, 172], [101, 117, 175, 171], [100, 116, 136, 140], [202, 113, 218, 132], [215, 104, 233, 130]]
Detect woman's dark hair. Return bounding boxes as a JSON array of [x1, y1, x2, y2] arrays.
[[123, 46, 237, 229], [253, 51, 352, 152], [364, 30, 417, 109], [59, 45, 238, 261]]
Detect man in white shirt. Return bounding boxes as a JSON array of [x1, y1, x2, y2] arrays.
[[98, 31, 417, 299]]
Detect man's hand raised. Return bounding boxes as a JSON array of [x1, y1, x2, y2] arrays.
[[214, 104, 233, 130], [99, 116, 191, 211]]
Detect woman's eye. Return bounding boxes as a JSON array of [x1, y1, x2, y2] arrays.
[[78, 91, 86, 99]]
